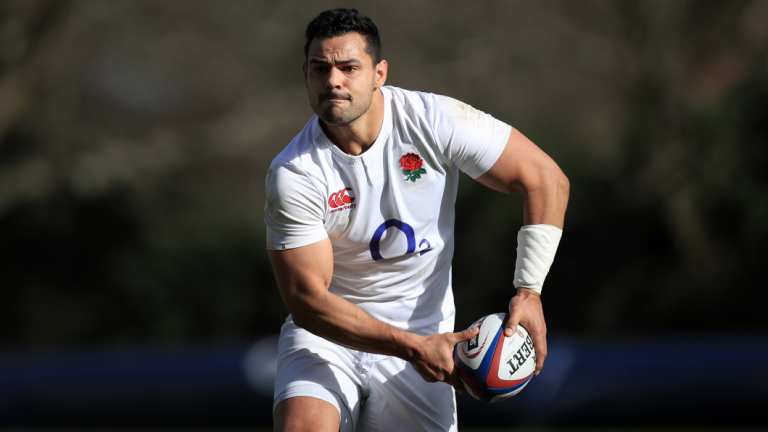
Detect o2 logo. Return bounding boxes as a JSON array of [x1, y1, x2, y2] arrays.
[[369, 218, 432, 261]]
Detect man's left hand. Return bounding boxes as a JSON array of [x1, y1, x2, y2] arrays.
[[504, 288, 547, 375]]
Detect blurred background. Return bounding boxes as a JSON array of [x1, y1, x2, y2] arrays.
[[1, 0, 767, 429]]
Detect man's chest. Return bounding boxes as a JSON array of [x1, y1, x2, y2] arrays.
[[321, 143, 453, 261]]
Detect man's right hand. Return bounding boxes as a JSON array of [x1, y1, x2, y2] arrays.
[[408, 326, 479, 388]]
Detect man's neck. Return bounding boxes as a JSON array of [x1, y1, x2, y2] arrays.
[[322, 89, 384, 156]]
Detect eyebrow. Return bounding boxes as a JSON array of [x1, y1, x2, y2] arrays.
[[308, 58, 362, 66]]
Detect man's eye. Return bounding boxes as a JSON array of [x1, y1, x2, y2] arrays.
[[341, 65, 358, 73]]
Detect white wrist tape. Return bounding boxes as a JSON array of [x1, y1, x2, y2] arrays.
[[513, 224, 563, 294]]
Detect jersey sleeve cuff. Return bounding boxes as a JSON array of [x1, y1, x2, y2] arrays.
[[266, 230, 329, 251], [466, 123, 512, 179]]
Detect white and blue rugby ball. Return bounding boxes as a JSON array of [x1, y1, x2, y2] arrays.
[[454, 312, 536, 402]]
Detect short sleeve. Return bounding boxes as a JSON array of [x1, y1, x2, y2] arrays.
[[264, 163, 327, 250], [433, 95, 512, 178]]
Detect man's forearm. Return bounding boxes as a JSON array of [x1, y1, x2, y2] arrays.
[[270, 241, 424, 362], [289, 289, 422, 361], [476, 128, 569, 228], [521, 164, 569, 228]]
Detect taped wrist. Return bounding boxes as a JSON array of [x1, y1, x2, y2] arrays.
[[513, 224, 563, 294]]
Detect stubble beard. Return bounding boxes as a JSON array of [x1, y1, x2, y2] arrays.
[[318, 98, 369, 126]]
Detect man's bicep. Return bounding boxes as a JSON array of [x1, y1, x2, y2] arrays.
[[269, 238, 334, 311], [475, 128, 561, 194]]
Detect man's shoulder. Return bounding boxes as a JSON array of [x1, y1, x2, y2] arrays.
[[269, 117, 324, 174], [384, 86, 471, 125], [266, 138, 323, 205], [385, 85, 438, 115]]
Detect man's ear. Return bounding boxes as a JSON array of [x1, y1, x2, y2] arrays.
[[375, 59, 388, 89]]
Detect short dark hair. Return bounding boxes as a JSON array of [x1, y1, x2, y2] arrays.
[[304, 8, 382, 63]]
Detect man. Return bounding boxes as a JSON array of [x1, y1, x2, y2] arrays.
[[265, 8, 568, 432]]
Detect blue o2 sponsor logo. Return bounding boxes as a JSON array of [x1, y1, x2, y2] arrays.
[[369, 218, 432, 261]]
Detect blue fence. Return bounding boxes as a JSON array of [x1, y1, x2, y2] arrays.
[[1, 336, 766, 426]]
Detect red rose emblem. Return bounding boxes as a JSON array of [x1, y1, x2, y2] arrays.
[[399, 152, 427, 182], [400, 153, 423, 171]]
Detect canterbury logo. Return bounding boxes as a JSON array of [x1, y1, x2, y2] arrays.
[[328, 187, 355, 209]]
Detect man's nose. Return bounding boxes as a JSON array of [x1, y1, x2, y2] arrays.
[[326, 66, 344, 88]]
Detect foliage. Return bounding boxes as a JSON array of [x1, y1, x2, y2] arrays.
[[1, 0, 766, 348]]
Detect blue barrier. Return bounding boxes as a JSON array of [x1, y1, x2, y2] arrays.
[[1, 336, 766, 426]]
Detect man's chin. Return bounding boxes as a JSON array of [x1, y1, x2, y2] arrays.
[[319, 111, 353, 126]]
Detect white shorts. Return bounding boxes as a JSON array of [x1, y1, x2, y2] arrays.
[[273, 318, 458, 431]]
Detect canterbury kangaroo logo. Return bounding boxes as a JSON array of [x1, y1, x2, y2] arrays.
[[329, 187, 355, 209]]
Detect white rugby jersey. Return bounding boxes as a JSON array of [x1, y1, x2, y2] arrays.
[[265, 86, 511, 334]]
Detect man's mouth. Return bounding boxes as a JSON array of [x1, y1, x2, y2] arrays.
[[324, 94, 350, 102]]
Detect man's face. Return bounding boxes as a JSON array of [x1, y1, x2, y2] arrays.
[[304, 32, 387, 126]]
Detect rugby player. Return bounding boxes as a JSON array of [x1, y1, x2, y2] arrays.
[[265, 8, 569, 431]]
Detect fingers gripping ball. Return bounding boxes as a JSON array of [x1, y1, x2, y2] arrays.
[[453, 313, 536, 402]]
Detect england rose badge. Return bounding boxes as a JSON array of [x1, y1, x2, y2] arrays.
[[400, 152, 427, 182]]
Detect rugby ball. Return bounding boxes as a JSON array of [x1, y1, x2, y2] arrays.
[[454, 313, 536, 402]]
